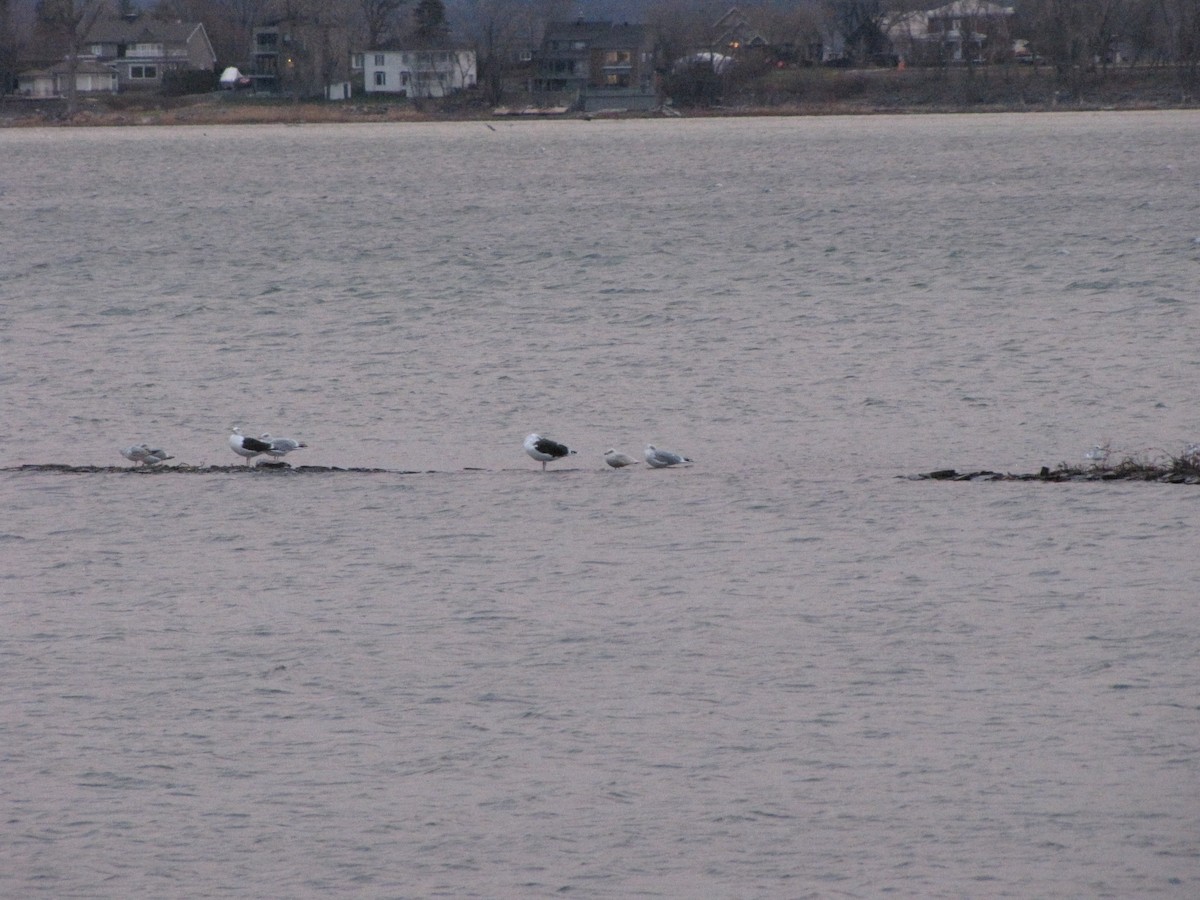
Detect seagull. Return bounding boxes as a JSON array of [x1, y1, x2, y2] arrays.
[[604, 448, 639, 468], [260, 433, 307, 460], [524, 433, 576, 470], [229, 426, 273, 465], [120, 443, 173, 466], [644, 444, 692, 468]]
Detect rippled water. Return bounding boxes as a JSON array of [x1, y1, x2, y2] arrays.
[[2, 113, 1199, 897]]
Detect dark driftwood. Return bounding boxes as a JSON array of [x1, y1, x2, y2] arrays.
[[910, 464, 1200, 484], [4, 464, 410, 475]]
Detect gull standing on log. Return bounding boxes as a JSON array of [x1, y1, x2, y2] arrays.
[[229, 426, 273, 465], [524, 433, 576, 471], [644, 444, 692, 468]]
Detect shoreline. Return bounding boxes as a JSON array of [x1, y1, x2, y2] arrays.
[[3, 98, 1196, 128], [4, 66, 1196, 127]]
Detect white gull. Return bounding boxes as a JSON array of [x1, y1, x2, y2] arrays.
[[603, 448, 639, 468]]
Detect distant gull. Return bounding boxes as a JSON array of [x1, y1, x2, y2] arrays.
[[229, 426, 273, 465], [260, 433, 308, 460], [524, 433, 576, 470], [644, 444, 692, 468], [120, 443, 173, 466], [604, 448, 639, 468]]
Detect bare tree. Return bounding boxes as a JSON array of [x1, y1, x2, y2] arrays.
[[1, 0, 19, 94], [1158, 0, 1200, 91], [755, 0, 825, 65], [1018, 0, 1145, 90], [824, 0, 890, 65], [411, 0, 448, 47], [35, 0, 108, 115], [360, 0, 406, 49], [149, 0, 275, 69]]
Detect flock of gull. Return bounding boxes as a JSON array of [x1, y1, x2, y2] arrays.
[[525, 433, 692, 470], [120, 426, 309, 467], [120, 428, 692, 471]]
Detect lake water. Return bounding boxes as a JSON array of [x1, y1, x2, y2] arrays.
[[2, 112, 1198, 898]]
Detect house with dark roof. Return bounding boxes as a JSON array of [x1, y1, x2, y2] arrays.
[[84, 15, 216, 91], [531, 20, 658, 111]]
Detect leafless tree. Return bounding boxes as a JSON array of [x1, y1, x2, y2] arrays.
[[146, 0, 255, 68], [1, 0, 19, 94], [1158, 0, 1200, 91], [360, 0, 406, 49], [35, 0, 108, 114], [456, 0, 568, 104], [824, 0, 889, 65]]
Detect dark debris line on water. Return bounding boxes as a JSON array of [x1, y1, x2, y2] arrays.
[[909, 465, 1200, 484], [4, 464, 407, 475]]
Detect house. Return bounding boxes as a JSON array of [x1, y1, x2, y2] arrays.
[[251, 18, 352, 97], [360, 49, 477, 98], [84, 15, 216, 91], [16, 59, 119, 98], [711, 7, 768, 56], [532, 20, 658, 112], [887, 1, 1015, 65]]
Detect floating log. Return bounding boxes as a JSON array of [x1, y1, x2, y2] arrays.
[[4, 464, 411, 475], [908, 463, 1200, 484]]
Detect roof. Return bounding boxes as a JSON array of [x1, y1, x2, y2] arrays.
[[88, 18, 207, 45], [543, 20, 649, 46], [20, 59, 119, 77], [925, 1, 1014, 18]]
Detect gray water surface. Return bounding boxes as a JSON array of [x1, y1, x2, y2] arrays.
[[2, 113, 1198, 898]]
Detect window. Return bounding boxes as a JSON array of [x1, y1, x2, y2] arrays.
[[352, 53, 364, 69], [605, 51, 631, 65], [130, 65, 157, 79], [374, 71, 386, 86], [375, 54, 385, 66]]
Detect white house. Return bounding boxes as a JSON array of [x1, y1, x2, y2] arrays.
[[360, 49, 476, 98], [887, 1, 1015, 64]]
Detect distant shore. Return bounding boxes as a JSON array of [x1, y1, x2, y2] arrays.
[[4, 65, 1196, 127]]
